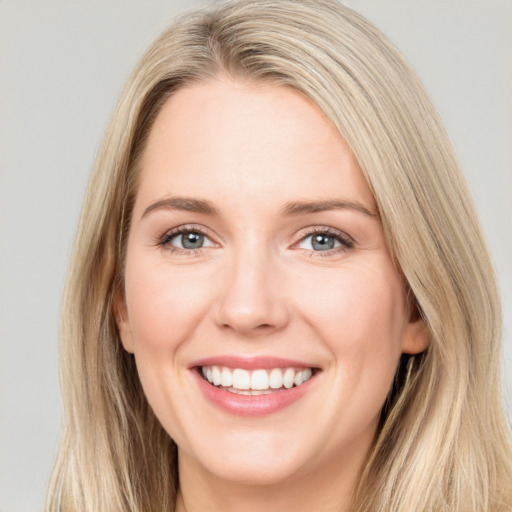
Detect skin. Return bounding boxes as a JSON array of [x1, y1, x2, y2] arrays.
[[116, 78, 429, 512]]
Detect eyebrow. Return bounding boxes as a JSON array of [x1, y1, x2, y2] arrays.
[[141, 196, 378, 220], [141, 196, 219, 219], [282, 199, 378, 218]]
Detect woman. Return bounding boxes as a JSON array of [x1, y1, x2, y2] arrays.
[[46, 0, 512, 510]]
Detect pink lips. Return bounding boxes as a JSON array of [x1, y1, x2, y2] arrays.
[[191, 355, 313, 370], [189, 355, 319, 417]]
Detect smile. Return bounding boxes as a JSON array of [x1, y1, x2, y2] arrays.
[[191, 357, 320, 416], [201, 366, 314, 395]]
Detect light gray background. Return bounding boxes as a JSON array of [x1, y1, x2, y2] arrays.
[[1, 1, 510, 511]]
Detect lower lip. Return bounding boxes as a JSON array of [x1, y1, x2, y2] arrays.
[[192, 369, 317, 417]]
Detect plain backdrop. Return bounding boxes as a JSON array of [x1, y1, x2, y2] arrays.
[[0, 1, 510, 511]]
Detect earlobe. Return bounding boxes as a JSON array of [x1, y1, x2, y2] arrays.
[[113, 288, 135, 354], [401, 317, 430, 355], [400, 293, 430, 355]]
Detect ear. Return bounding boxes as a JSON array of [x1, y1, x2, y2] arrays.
[[401, 303, 430, 355], [113, 287, 135, 354]]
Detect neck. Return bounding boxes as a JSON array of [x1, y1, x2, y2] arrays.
[[175, 445, 368, 512]]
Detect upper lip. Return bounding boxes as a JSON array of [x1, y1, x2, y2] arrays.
[[189, 355, 319, 370]]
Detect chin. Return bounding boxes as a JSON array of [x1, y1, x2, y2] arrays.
[[201, 454, 306, 486], [179, 427, 313, 486]]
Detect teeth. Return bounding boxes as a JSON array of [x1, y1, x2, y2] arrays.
[[251, 369, 269, 390], [232, 369, 251, 390], [227, 388, 272, 395], [269, 368, 283, 389], [293, 368, 313, 386], [212, 366, 222, 386], [221, 367, 233, 387], [201, 365, 314, 392], [283, 368, 295, 389]]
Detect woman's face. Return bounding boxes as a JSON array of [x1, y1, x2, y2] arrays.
[[116, 78, 428, 486]]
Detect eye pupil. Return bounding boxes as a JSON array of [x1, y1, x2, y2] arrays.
[[182, 232, 204, 249], [312, 234, 335, 251]]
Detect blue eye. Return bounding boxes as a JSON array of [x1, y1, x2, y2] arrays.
[[162, 229, 214, 251], [173, 232, 204, 249], [297, 230, 352, 253]]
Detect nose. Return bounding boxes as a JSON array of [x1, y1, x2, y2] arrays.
[[214, 246, 290, 337]]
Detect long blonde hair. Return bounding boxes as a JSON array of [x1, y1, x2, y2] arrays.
[[46, 1, 512, 510]]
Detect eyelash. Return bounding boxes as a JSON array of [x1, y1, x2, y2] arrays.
[[295, 227, 354, 257], [156, 225, 354, 256], [157, 225, 214, 256]]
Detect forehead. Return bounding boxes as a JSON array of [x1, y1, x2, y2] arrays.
[[135, 78, 376, 212]]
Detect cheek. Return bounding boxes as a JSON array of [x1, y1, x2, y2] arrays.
[[122, 255, 217, 438], [293, 261, 406, 391], [124, 258, 214, 354], [292, 264, 406, 445], [298, 261, 405, 341]]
